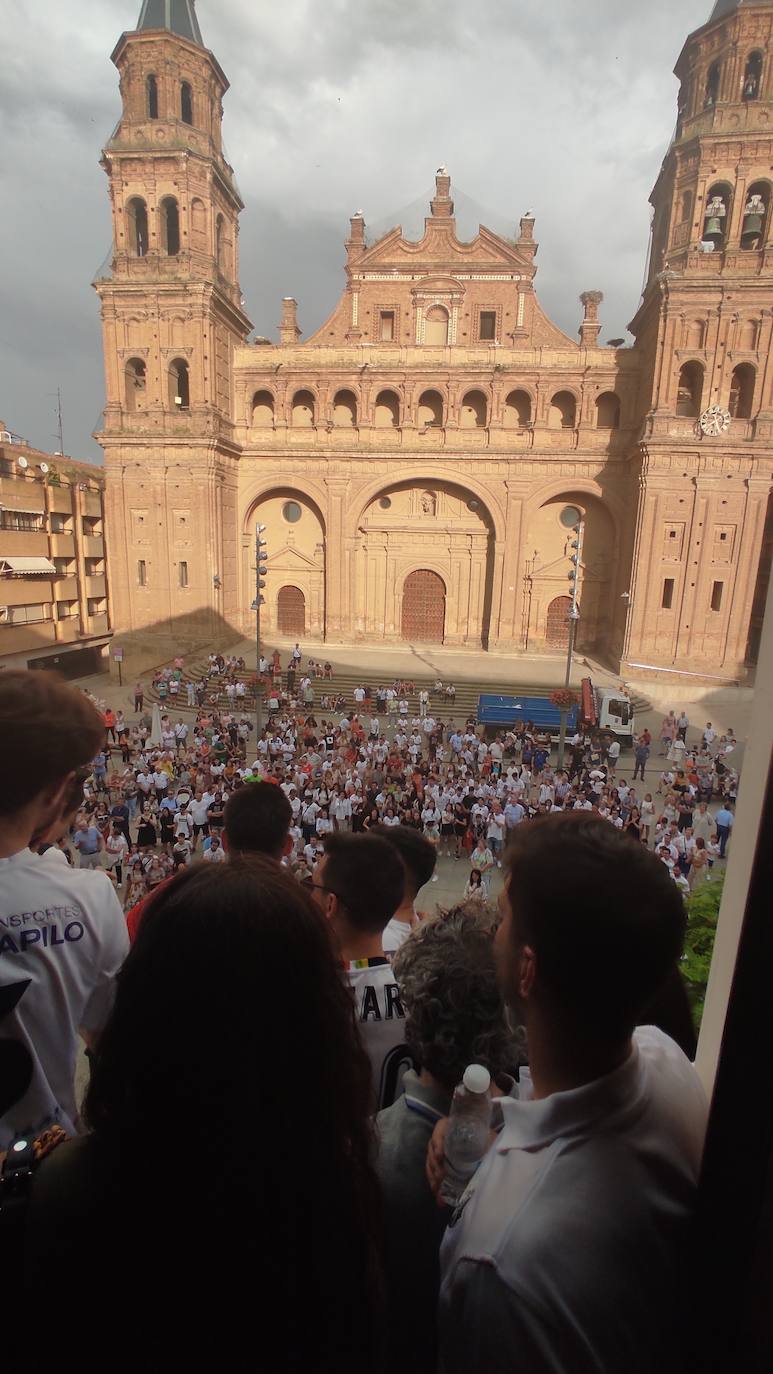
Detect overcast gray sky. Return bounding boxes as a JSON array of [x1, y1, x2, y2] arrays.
[[1, 0, 711, 461]]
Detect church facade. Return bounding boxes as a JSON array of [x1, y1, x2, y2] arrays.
[[96, 0, 773, 680]]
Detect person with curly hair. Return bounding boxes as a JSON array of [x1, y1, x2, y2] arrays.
[[375, 901, 521, 1371]]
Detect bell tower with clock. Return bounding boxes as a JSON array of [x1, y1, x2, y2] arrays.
[[624, 0, 773, 677]]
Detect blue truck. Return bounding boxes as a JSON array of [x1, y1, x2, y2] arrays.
[[477, 679, 635, 745], [477, 694, 578, 733]]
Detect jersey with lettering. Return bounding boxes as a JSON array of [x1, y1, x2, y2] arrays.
[[346, 958, 411, 1111], [0, 846, 128, 1147]]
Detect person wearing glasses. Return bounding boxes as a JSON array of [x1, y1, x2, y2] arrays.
[[0, 670, 129, 1150], [310, 832, 409, 1110]]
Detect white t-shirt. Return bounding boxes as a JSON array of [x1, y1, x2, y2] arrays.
[[439, 1028, 708, 1374], [346, 958, 411, 1109], [0, 847, 129, 1148], [382, 915, 415, 956]]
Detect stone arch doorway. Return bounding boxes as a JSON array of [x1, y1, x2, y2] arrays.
[[546, 595, 573, 648], [401, 570, 446, 643], [244, 490, 326, 640], [277, 585, 306, 636]]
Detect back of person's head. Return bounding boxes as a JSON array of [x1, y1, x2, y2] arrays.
[[372, 822, 436, 896], [504, 813, 686, 1044], [84, 858, 381, 1362], [393, 902, 519, 1090], [223, 782, 291, 858], [0, 670, 105, 818], [322, 832, 405, 933]]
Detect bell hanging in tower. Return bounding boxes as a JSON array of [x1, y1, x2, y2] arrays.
[[703, 194, 727, 247], [741, 193, 766, 250]]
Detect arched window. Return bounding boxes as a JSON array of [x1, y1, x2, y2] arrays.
[[424, 305, 449, 346], [126, 197, 149, 257], [417, 390, 443, 427], [160, 197, 180, 256], [705, 61, 720, 109], [741, 181, 770, 251], [729, 364, 756, 419], [460, 390, 487, 428], [181, 80, 193, 126], [251, 390, 274, 426], [333, 390, 357, 427], [676, 362, 703, 417], [291, 390, 315, 427], [169, 359, 190, 410], [549, 391, 577, 429], [681, 190, 693, 224], [596, 392, 621, 429], [703, 182, 732, 248], [125, 358, 146, 413], [375, 390, 400, 427], [147, 75, 159, 119], [190, 198, 207, 253], [743, 51, 763, 102], [503, 390, 532, 428]]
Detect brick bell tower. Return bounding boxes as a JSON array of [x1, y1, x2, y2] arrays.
[[625, 0, 773, 680], [95, 0, 252, 661]]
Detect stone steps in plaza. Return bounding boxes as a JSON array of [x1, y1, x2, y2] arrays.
[[147, 657, 650, 722]]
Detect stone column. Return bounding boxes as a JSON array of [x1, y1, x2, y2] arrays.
[[324, 477, 347, 640]]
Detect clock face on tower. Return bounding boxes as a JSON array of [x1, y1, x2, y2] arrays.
[[699, 405, 732, 437]]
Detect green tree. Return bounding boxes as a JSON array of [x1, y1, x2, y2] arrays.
[[681, 876, 724, 1032]]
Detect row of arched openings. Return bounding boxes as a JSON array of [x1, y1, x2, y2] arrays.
[[126, 196, 228, 267], [146, 75, 194, 125], [250, 388, 622, 431], [124, 358, 190, 412], [704, 51, 764, 109], [676, 362, 756, 419], [701, 179, 770, 251]]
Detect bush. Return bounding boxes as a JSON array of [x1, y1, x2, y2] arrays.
[[681, 875, 724, 1032]]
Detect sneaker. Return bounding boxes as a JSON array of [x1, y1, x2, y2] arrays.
[[431, 875, 439, 882]]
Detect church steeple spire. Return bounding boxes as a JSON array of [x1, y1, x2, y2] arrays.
[[136, 0, 203, 46], [708, 0, 773, 20]]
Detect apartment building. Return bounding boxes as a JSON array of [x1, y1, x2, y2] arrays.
[[0, 424, 112, 675]]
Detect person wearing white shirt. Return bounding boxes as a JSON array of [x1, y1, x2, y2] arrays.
[[0, 671, 129, 1148], [434, 814, 708, 1374], [201, 835, 226, 863]]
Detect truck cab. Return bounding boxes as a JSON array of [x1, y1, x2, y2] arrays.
[[595, 688, 635, 746]]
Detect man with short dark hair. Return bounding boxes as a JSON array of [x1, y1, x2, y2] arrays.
[[373, 823, 437, 955], [222, 781, 292, 861], [311, 832, 409, 1109], [126, 782, 292, 941], [435, 813, 708, 1374]]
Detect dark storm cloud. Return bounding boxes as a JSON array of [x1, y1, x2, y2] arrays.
[[0, 0, 711, 458]]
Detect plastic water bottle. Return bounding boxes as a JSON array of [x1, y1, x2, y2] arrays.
[[439, 1064, 492, 1207]]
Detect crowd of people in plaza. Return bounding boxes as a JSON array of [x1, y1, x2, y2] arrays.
[[0, 652, 739, 1368], [57, 648, 739, 914]]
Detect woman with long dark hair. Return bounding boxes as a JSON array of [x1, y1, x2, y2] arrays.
[[25, 859, 383, 1369]]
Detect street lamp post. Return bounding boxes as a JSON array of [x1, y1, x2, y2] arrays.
[[557, 507, 585, 771], [252, 525, 268, 742]]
